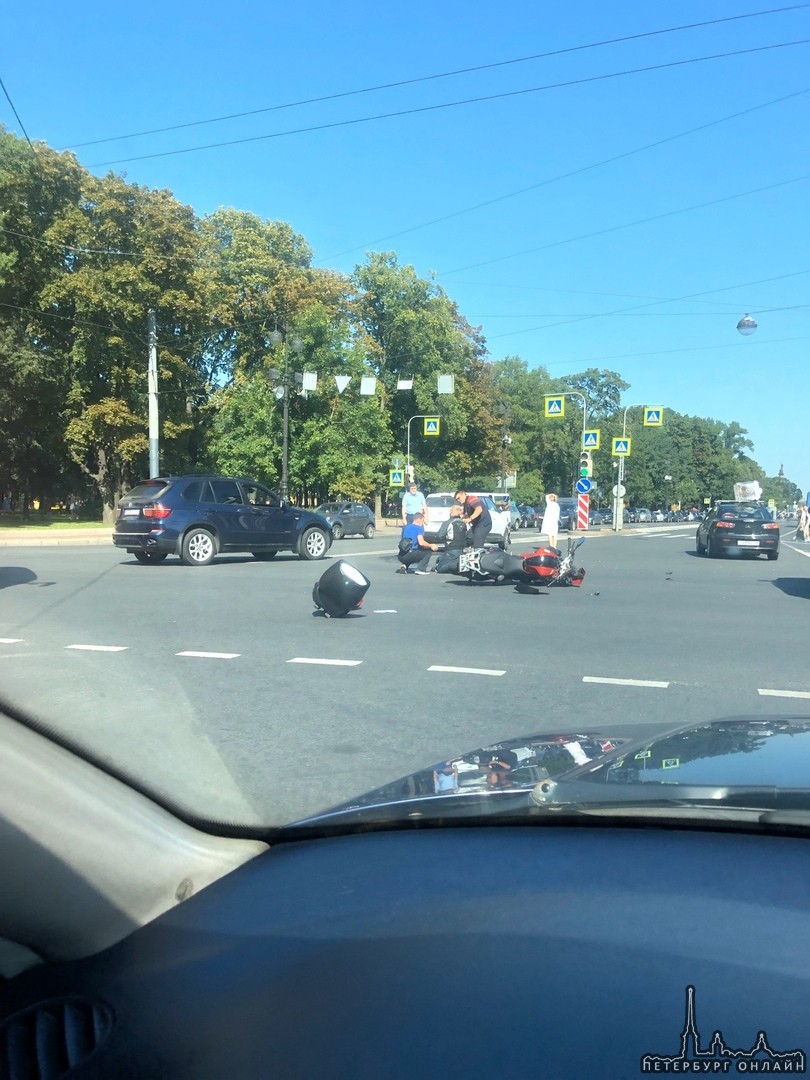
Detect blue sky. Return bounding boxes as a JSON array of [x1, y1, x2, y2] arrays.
[[3, 1, 808, 485]]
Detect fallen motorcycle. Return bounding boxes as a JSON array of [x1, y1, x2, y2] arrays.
[[452, 536, 586, 587]]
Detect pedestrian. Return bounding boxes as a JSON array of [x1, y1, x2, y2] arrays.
[[433, 761, 459, 794], [397, 512, 440, 574], [541, 493, 561, 550], [454, 489, 492, 549], [794, 503, 808, 542], [401, 482, 428, 526], [435, 504, 470, 573]]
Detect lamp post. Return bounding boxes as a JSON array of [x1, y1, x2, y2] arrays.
[[268, 329, 303, 501], [497, 402, 512, 494]]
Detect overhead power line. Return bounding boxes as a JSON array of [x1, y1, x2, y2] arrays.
[[317, 86, 809, 263], [64, 4, 809, 150], [87, 40, 810, 167]]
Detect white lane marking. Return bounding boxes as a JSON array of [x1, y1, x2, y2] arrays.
[[287, 657, 362, 667], [0, 638, 23, 644], [428, 665, 505, 676], [66, 644, 128, 652], [177, 650, 240, 659], [373, 609, 398, 613], [784, 544, 810, 559], [583, 676, 670, 688], [758, 688, 810, 700]]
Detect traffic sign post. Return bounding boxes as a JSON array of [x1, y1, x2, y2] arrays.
[[544, 396, 565, 418], [423, 418, 440, 436], [611, 438, 631, 456], [583, 430, 601, 449], [576, 478, 592, 494], [643, 407, 664, 426], [577, 494, 590, 531], [390, 470, 404, 486]]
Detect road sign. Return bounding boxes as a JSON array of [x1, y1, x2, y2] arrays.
[[576, 478, 592, 494], [389, 470, 404, 486], [577, 494, 590, 530], [583, 429, 600, 449], [423, 418, 440, 436], [392, 456, 403, 468], [643, 407, 664, 426], [544, 396, 564, 418], [612, 438, 631, 456], [612, 484, 626, 498]]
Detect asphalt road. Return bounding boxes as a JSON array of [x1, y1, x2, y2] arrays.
[[1, 524, 808, 828]]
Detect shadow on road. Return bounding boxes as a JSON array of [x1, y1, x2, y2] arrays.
[[769, 577, 810, 600], [0, 567, 37, 590]]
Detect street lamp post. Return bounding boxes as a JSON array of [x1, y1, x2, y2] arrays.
[[268, 329, 303, 502], [497, 402, 512, 494]]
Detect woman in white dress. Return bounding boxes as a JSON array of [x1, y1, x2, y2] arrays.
[[541, 493, 561, 550]]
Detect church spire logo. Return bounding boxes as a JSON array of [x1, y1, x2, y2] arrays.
[[641, 986, 806, 1073]]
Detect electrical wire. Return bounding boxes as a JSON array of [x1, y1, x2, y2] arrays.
[[63, 6, 810, 150], [87, 40, 810, 168], [440, 174, 810, 277], [317, 86, 809, 262]]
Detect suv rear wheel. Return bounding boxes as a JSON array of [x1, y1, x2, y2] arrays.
[[181, 528, 216, 566]]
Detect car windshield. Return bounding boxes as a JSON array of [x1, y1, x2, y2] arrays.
[[0, 2, 808, 836]]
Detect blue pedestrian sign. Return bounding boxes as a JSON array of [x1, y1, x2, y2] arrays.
[[545, 396, 565, 418], [423, 418, 440, 436], [390, 470, 404, 486], [611, 438, 632, 456], [583, 430, 600, 449], [643, 407, 664, 427], [576, 478, 592, 494]]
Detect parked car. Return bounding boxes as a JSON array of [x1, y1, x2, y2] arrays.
[[314, 502, 376, 540], [425, 492, 510, 548], [495, 498, 522, 531], [113, 476, 333, 565], [695, 501, 780, 560], [517, 504, 535, 529], [652, 509, 666, 522], [636, 508, 653, 523]]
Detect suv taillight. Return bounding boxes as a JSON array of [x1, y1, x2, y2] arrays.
[[143, 503, 171, 520]]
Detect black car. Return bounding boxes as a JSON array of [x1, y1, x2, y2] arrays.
[[113, 476, 333, 565], [314, 502, 376, 540], [695, 501, 780, 560]]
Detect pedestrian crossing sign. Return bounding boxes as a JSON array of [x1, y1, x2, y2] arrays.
[[643, 407, 664, 426], [423, 418, 440, 435], [390, 470, 404, 486], [545, 396, 564, 417], [612, 438, 631, 456], [583, 429, 600, 449]]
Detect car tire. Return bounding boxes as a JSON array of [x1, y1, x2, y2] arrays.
[[252, 551, 278, 560], [706, 535, 718, 558], [181, 528, 216, 566], [500, 529, 511, 552], [133, 551, 168, 564], [331, 523, 344, 540], [299, 527, 329, 560], [767, 551, 779, 561], [363, 524, 375, 539], [695, 534, 706, 555]]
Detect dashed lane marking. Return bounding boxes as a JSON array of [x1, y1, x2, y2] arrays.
[[758, 688, 810, 700], [65, 644, 128, 652], [176, 650, 240, 659], [583, 676, 670, 688], [428, 665, 505, 677], [287, 657, 362, 667], [0, 638, 23, 644]]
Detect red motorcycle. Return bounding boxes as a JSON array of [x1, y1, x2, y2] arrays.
[[456, 536, 586, 587]]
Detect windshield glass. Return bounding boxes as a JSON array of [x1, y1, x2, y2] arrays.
[[1, 2, 808, 831]]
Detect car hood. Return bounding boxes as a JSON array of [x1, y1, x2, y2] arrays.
[[288, 716, 810, 830]]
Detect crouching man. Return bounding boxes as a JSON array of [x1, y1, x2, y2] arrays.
[[397, 512, 440, 575]]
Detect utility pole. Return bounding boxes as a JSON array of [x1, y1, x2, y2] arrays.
[[147, 309, 159, 478]]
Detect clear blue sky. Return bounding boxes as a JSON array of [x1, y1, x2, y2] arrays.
[[3, 1, 809, 486]]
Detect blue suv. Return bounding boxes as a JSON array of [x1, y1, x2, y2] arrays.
[[113, 475, 333, 566]]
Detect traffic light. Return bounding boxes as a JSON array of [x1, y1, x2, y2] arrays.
[[579, 452, 592, 478]]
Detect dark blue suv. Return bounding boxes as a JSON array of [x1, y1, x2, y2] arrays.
[[113, 476, 333, 566]]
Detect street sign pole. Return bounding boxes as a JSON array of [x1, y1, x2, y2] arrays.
[[406, 414, 438, 482]]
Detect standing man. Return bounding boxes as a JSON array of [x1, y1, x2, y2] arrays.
[[455, 489, 492, 549], [401, 482, 427, 526]]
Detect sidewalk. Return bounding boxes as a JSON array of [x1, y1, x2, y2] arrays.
[[0, 526, 111, 547]]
